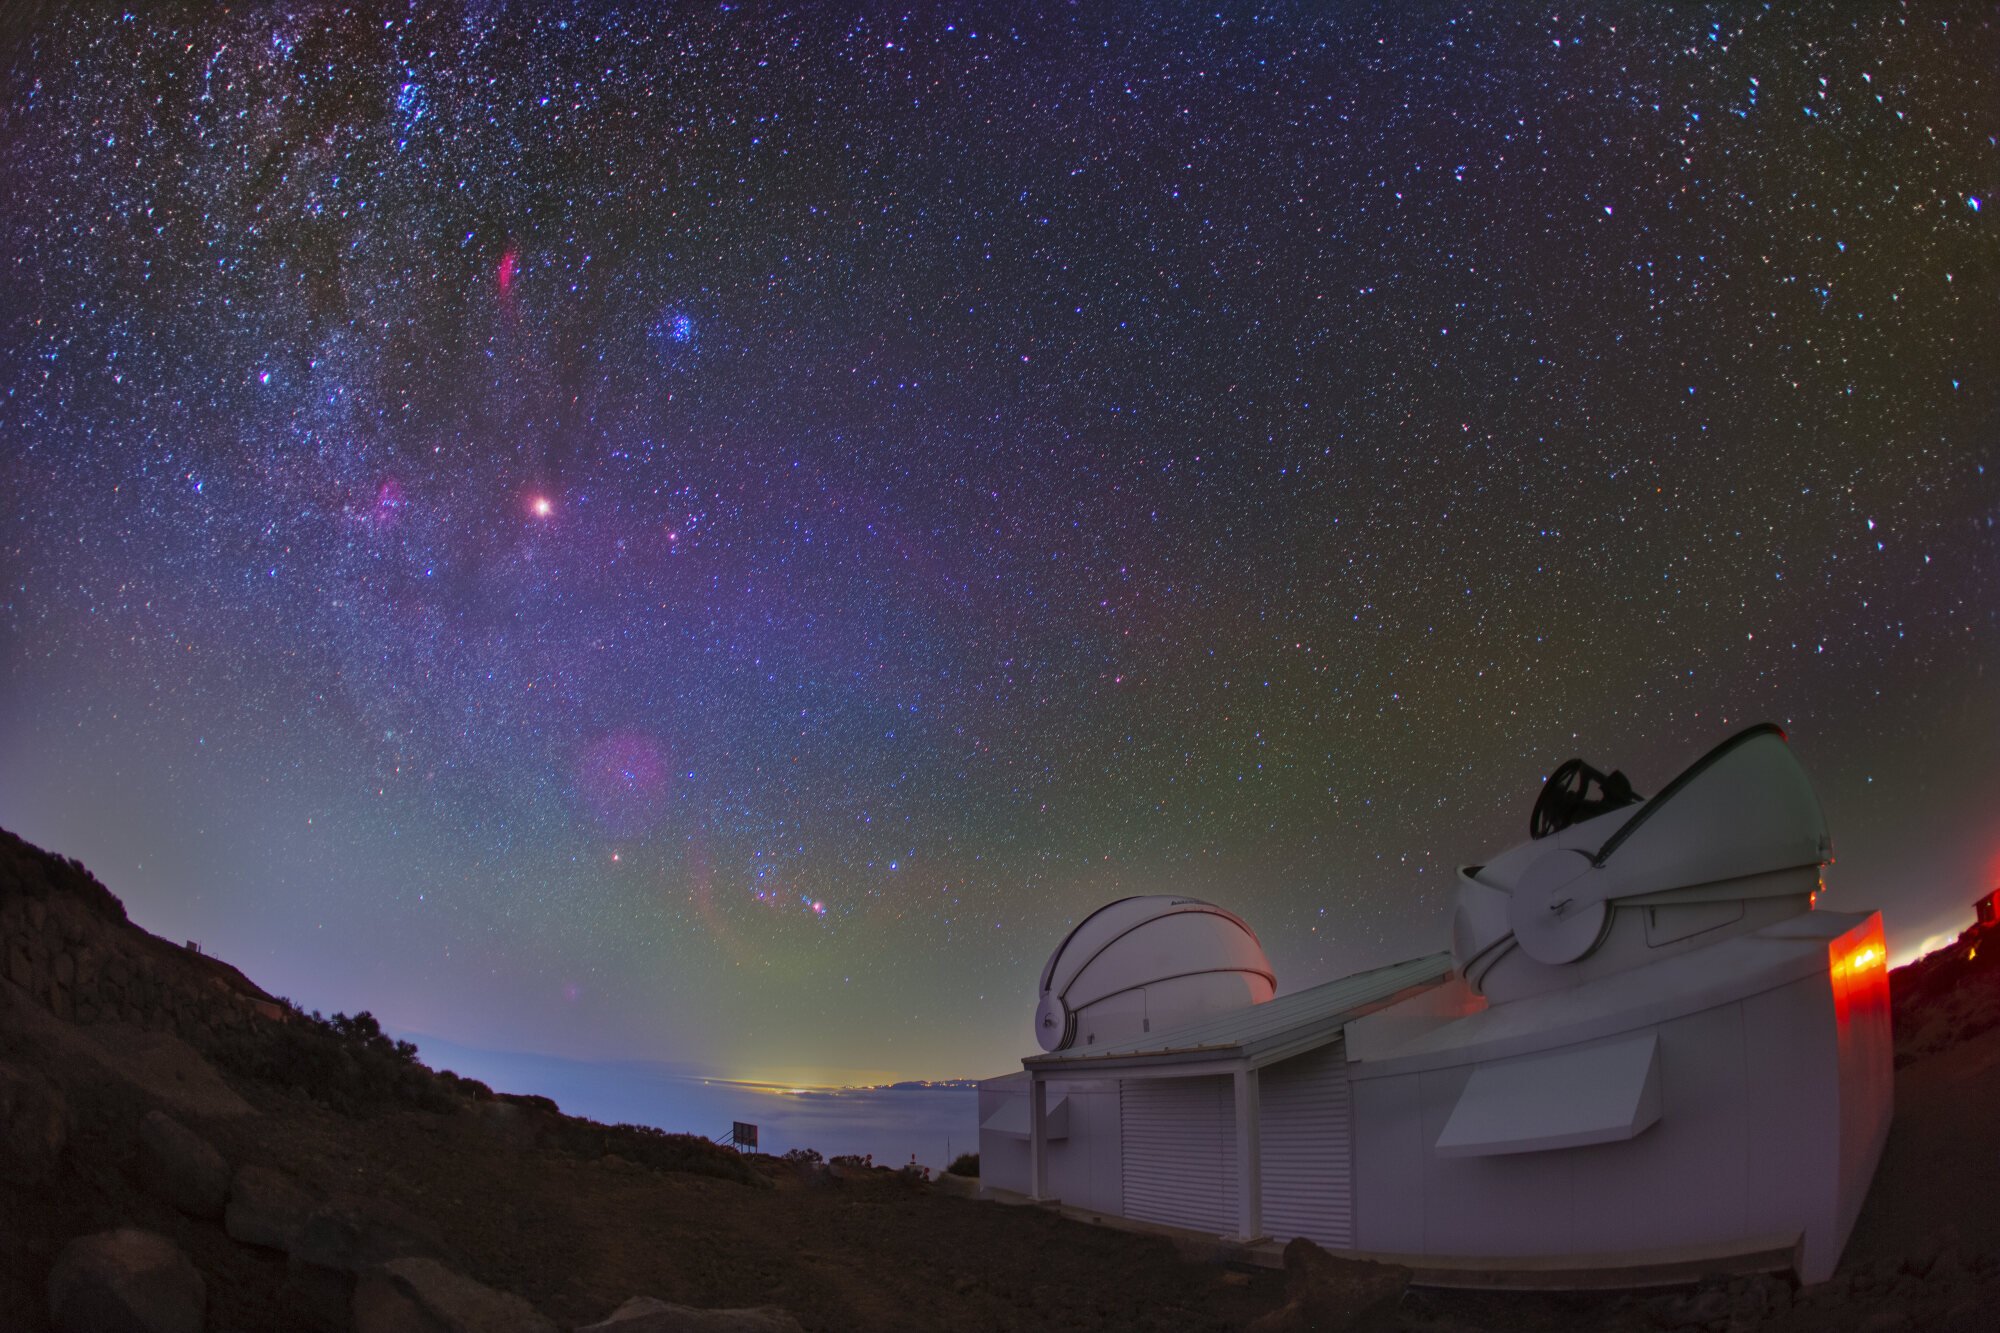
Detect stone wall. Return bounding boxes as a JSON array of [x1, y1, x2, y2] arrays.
[[0, 829, 282, 1051]]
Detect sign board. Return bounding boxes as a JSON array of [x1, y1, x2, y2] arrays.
[[731, 1121, 758, 1150]]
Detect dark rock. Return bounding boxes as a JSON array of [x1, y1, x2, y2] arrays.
[[1245, 1238, 1408, 1333], [136, 1110, 230, 1220], [47, 1228, 206, 1333], [293, 1199, 442, 1272], [352, 1257, 555, 1333], [1680, 1285, 1730, 1324], [1904, 1228, 1961, 1279], [276, 1259, 353, 1330], [576, 1296, 806, 1332], [1930, 1244, 1967, 1279], [1730, 1272, 1792, 1322], [0, 1059, 67, 1185], [225, 1164, 318, 1252]]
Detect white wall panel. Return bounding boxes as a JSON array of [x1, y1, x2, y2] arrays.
[[1259, 1039, 1356, 1247], [1121, 1075, 1236, 1233]]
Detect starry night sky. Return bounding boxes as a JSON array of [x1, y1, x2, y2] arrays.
[[1, 4, 1995, 1086]]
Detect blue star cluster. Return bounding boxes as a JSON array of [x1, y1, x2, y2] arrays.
[[1, 5, 1994, 1082]]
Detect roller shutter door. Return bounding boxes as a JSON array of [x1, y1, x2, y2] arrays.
[[1120, 1075, 1236, 1234], [1259, 1038, 1355, 1247]]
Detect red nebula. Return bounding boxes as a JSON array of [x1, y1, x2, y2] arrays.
[[373, 478, 405, 525], [497, 247, 518, 296]]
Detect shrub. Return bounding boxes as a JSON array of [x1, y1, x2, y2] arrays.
[[947, 1152, 979, 1178], [829, 1153, 871, 1168], [538, 1115, 765, 1187], [782, 1147, 823, 1165], [208, 1008, 458, 1116], [436, 1070, 493, 1101]]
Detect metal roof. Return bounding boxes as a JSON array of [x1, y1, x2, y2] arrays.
[[1022, 951, 1453, 1073]]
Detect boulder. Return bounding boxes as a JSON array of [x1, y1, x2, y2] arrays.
[[224, 1164, 318, 1252], [1245, 1238, 1409, 1333], [352, 1257, 555, 1333], [577, 1296, 806, 1332], [137, 1110, 230, 1219], [0, 1058, 67, 1185], [47, 1228, 206, 1333], [292, 1198, 442, 1272]]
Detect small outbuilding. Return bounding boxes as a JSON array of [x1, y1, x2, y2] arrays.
[[979, 725, 1893, 1286]]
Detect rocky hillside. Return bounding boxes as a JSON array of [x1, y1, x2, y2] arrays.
[[0, 828, 1287, 1331], [1886, 916, 2000, 1066], [4, 825, 2000, 1331]]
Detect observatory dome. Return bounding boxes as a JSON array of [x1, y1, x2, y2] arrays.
[[1453, 723, 1830, 1003], [1034, 896, 1275, 1052]]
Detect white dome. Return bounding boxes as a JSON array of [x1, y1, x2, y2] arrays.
[[1454, 724, 1830, 1001], [1035, 896, 1275, 1052]]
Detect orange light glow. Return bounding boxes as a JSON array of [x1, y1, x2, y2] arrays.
[[1829, 917, 1889, 1029], [530, 496, 554, 518]]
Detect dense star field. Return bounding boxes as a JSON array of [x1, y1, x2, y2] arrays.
[[1, 5, 1994, 1084]]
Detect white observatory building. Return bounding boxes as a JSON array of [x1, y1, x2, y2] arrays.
[[978, 725, 1893, 1285]]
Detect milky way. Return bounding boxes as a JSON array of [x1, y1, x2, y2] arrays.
[[1, 5, 1995, 1082]]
